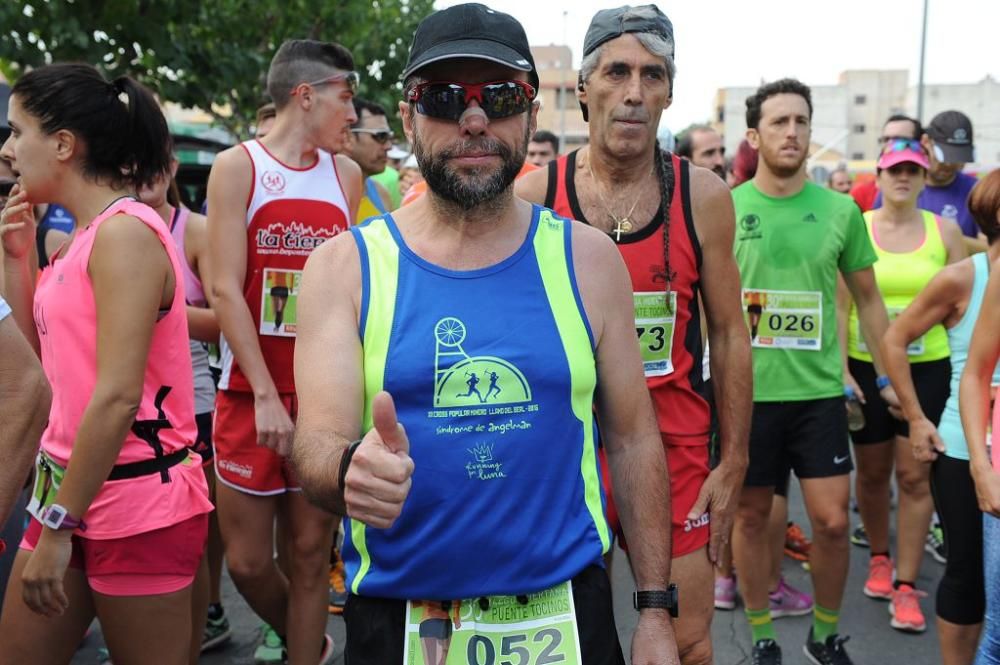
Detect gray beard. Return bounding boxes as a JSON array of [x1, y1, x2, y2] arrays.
[[412, 123, 530, 214]]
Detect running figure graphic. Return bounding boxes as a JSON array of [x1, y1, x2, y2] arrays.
[[484, 371, 502, 402], [457, 371, 484, 402]]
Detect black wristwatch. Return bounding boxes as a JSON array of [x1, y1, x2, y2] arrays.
[[633, 585, 679, 618]]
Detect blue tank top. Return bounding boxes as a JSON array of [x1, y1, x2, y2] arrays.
[[938, 253, 1000, 460], [343, 206, 611, 599]]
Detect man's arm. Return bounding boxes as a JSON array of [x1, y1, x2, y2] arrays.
[[0, 314, 50, 526], [843, 267, 897, 409], [291, 235, 413, 526], [686, 167, 750, 564], [206, 147, 292, 453], [572, 223, 678, 663]]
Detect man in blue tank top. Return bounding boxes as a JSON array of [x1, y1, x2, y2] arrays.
[[292, 4, 680, 664]]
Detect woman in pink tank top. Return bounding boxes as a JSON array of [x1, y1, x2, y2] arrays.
[[0, 63, 211, 665]]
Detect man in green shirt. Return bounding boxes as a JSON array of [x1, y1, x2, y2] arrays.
[[731, 78, 896, 665]]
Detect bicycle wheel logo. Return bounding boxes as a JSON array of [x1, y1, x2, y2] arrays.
[[433, 316, 531, 408]]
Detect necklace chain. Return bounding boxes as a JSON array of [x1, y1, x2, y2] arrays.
[[586, 154, 654, 241]]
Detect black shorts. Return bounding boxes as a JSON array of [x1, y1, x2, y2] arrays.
[[848, 357, 950, 444], [342, 565, 625, 665], [745, 397, 852, 487], [190, 411, 214, 462]]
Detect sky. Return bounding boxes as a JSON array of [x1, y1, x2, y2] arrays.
[[435, 0, 999, 134]]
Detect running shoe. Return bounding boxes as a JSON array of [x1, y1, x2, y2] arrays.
[[254, 624, 285, 665], [202, 603, 233, 652], [889, 584, 927, 633], [784, 522, 811, 561], [329, 551, 348, 614], [319, 634, 335, 665], [849, 523, 869, 548], [752, 638, 782, 665], [925, 524, 946, 564], [803, 628, 854, 665], [862, 554, 893, 600], [714, 574, 737, 610], [769, 577, 813, 618]]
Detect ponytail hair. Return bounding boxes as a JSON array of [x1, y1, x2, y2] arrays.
[[11, 63, 171, 191]]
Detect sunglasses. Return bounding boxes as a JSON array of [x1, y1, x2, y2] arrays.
[[882, 138, 923, 154], [406, 80, 536, 121], [0, 181, 13, 198], [351, 128, 395, 144], [291, 71, 360, 96]]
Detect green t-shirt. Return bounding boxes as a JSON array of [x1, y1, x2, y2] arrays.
[[733, 181, 876, 402], [370, 166, 402, 209]]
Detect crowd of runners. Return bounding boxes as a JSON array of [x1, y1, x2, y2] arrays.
[[0, 3, 999, 665]]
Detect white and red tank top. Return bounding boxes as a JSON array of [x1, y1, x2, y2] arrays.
[[218, 140, 351, 393], [546, 150, 710, 441], [33, 198, 211, 538]]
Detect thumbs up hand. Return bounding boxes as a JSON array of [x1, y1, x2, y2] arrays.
[[343, 391, 414, 529]]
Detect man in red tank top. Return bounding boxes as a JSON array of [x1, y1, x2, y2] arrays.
[[206, 39, 362, 664], [518, 7, 751, 664]]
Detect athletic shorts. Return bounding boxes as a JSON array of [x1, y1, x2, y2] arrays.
[[342, 565, 625, 665], [848, 357, 951, 444], [190, 411, 214, 466], [599, 434, 711, 558], [20, 513, 207, 597], [213, 390, 300, 494], [745, 397, 852, 487]]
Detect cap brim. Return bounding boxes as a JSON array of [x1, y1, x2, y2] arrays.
[[403, 39, 533, 80], [878, 151, 930, 171], [936, 143, 974, 164], [387, 148, 409, 160]]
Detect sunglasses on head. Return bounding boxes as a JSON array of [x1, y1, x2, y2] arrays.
[[882, 138, 923, 154], [351, 128, 395, 144], [291, 71, 360, 96], [406, 80, 537, 122]]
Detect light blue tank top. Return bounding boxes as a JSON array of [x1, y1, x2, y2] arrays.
[[342, 206, 611, 599], [938, 253, 1000, 460]]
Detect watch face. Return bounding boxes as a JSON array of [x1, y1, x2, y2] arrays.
[[43, 505, 67, 529]]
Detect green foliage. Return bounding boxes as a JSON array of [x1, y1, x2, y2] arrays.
[[0, 0, 434, 138]]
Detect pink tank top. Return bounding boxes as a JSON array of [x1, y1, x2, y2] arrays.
[[33, 198, 211, 539], [168, 206, 207, 307]]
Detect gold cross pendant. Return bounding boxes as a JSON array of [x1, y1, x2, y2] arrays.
[[612, 217, 633, 242]]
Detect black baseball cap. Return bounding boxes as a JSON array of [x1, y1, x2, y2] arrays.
[[926, 110, 975, 163], [402, 3, 538, 90], [582, 5, 674, 58]]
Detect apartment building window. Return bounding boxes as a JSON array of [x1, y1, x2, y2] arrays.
[[853, 124, 866, 134], [852, 152, 865, 160], [854, 94, 867, 105]]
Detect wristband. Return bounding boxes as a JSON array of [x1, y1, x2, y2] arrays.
[[876, 375, 891, 390], [338, 439, 363, 493]]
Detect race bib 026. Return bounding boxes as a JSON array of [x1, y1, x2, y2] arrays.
[[743, 289, 822, 351], [404, 581, 582, 665], [634, 291, 677, 377], [259, 268, 301, 337]]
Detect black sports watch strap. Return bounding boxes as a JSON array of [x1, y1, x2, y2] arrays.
[[633, 585, 679, 617]]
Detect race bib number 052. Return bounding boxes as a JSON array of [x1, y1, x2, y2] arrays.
[[742, 289, 822, 351], [404, 581, 582, 665]]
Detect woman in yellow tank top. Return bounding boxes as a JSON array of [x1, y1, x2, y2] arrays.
[[842, 139, 966, 633]]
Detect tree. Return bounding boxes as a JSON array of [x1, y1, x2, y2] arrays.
[[0, 0, 434, 138]]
